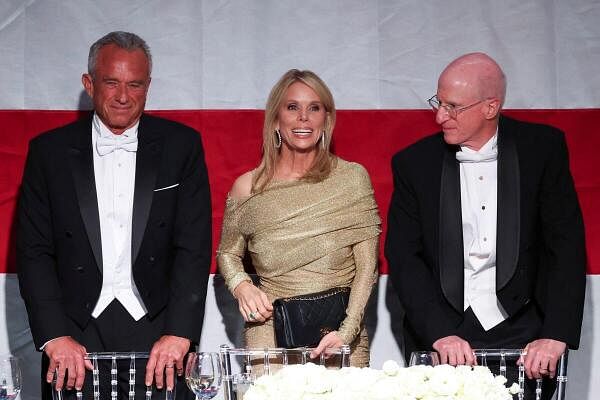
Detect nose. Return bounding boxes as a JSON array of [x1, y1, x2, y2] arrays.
[[435, 107, 450, 124], [298, 109, 308, 121], [115, 84, 128, 103]]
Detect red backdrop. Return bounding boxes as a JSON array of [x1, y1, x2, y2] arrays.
[[1, 109, 598, 274]]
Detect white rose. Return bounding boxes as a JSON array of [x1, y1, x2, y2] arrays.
[[382, 360, 401, 376], [509, 382, 521, 395], [244, 359, 517, 400], [494, 374, 508, 386], [367, 376, 403, 400], [428, 365, 461, 396]]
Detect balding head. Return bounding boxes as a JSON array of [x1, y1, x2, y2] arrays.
[[440, 52, 506, 106], [434, 53, 506, 150]]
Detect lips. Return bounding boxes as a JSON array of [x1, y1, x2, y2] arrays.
[[442, 124, 457, 132], [291, 128, 313, 137]]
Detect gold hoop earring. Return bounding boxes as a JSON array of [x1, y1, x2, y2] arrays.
[[275, 129, 282, 148]]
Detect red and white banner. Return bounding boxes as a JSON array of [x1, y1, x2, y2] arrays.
[[1, 1, 599, 399]]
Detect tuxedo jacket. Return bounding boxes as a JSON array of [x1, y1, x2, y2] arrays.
[[17, 113, 212, 350], [385, 115, 586, 349]]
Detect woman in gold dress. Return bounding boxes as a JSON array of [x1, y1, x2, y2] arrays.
[[217, 69, 380, 366]]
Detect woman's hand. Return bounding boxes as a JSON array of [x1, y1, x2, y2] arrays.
[[310, 331, 344, 360], [233, 281, 273, 322]]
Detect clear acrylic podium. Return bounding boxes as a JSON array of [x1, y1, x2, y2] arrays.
[[473, 348, 569, 400], [49, 347, 568, 400], [51, 352, 175, 400], [218, 344, 351, 400]]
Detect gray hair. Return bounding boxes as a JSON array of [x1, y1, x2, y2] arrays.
[[87, 31, 152, 77]]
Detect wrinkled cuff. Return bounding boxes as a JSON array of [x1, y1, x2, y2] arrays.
[[337, 322, 360, 345], [227, 272, 252, 296]]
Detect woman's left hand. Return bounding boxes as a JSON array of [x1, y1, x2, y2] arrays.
[[310, 331, 344, 360]]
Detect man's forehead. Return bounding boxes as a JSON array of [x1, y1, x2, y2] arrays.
[[438, 73, 476, 96], [97, 45, 148, 64]]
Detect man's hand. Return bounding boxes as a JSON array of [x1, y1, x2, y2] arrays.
[[145, 335, 191, 391], [44, 336, 93, 391], [310, 331, 344, 360], [432, 335, 476, 366], [233, 281, 273, 323], [521, 338, 566, 379]]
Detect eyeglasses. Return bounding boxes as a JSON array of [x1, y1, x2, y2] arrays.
[[427, 95, 484, 119]]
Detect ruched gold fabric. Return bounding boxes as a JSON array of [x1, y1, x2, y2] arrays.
[[217, 159, 381, 367]]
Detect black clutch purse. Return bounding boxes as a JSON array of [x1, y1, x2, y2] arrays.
[[273, 286, 351, 348]]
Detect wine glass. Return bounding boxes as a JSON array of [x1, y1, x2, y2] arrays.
[[0, 356, 21, 399], [185, 352, 221, 399], [409, 351, 440, 367]]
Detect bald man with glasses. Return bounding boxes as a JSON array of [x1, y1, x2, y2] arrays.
[[385, 52, 586, 399]]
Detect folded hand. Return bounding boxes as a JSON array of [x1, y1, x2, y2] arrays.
[[520, 338, 566, 379], [234, 281, 273, 323], [432, 335, 476, 366], [145, 335, 191, 391], [44, 336, 93, 391]]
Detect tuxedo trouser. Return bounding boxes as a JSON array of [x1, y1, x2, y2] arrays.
[[41, 300, 195, 400], [404, 304, 556, 400]]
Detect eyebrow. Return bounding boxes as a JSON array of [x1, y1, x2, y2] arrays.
[[284, 98, 322, 104]]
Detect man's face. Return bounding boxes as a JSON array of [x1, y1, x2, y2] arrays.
[[435, 69, 489, 151], [82, 44, 151, 135]]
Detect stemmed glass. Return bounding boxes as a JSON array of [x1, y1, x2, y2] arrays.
[[185, 352, 221, 399], [0, 356, 21, 399], [409, 351, 440, 367]]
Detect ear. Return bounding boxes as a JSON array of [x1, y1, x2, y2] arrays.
[[485, 98, 501, 120], [82, 74, 94, 98], [145, 76, 152, 94]]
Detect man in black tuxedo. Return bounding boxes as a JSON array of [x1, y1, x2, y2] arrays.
[[385, 53, 586, 395], [17, 31, 211, 399]]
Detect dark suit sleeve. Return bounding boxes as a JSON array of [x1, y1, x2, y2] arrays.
[[162, 132, 212, 343], [17, 139, 70, 349], [385, 154, 459, 348], [537, 131, 586, 348]]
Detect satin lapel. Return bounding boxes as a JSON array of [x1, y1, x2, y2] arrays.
[[131, 118, 162, 266], [69, 118, 103, 271], [438, 146, 464, 313], [496, 119, 520, 290]]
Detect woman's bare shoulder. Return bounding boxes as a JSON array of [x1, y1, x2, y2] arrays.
[[229, 170, 254, 200]]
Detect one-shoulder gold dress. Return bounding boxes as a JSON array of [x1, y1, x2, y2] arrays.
[[217, 159, 381, 367]]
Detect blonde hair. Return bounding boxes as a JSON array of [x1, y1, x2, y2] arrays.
[[252, 69, 337, 193]]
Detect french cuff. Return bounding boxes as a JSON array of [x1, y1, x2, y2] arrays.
[[40, 336, 63, 351], [228, 272, 253, 296]]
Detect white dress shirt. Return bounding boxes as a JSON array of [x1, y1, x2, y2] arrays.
[[91, 114, 147, 320], [458, 133, 508, 330]]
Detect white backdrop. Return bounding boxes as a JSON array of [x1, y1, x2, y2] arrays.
[[1, 1, 599, 399], [1, 0, 599, 110]]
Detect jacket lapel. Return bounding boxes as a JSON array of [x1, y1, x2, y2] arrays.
[[69, 117, 103, 271], [131, 115, 162, 265], [496, 117, 520, 289], [439, 144, 464, 314]]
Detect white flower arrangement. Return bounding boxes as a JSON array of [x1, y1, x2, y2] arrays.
[[243, 361, 521, 400]]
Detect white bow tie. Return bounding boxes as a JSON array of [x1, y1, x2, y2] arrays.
[[455, 148, 498, 163], [96, 135, 138, 156]]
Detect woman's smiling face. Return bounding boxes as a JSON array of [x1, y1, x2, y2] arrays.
[[276, 81, 327, 153]]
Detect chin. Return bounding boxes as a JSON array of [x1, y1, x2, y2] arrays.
[[288, 144, 318, 154], [442, 132, 459, 145], [108, 118, 134, 129]]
